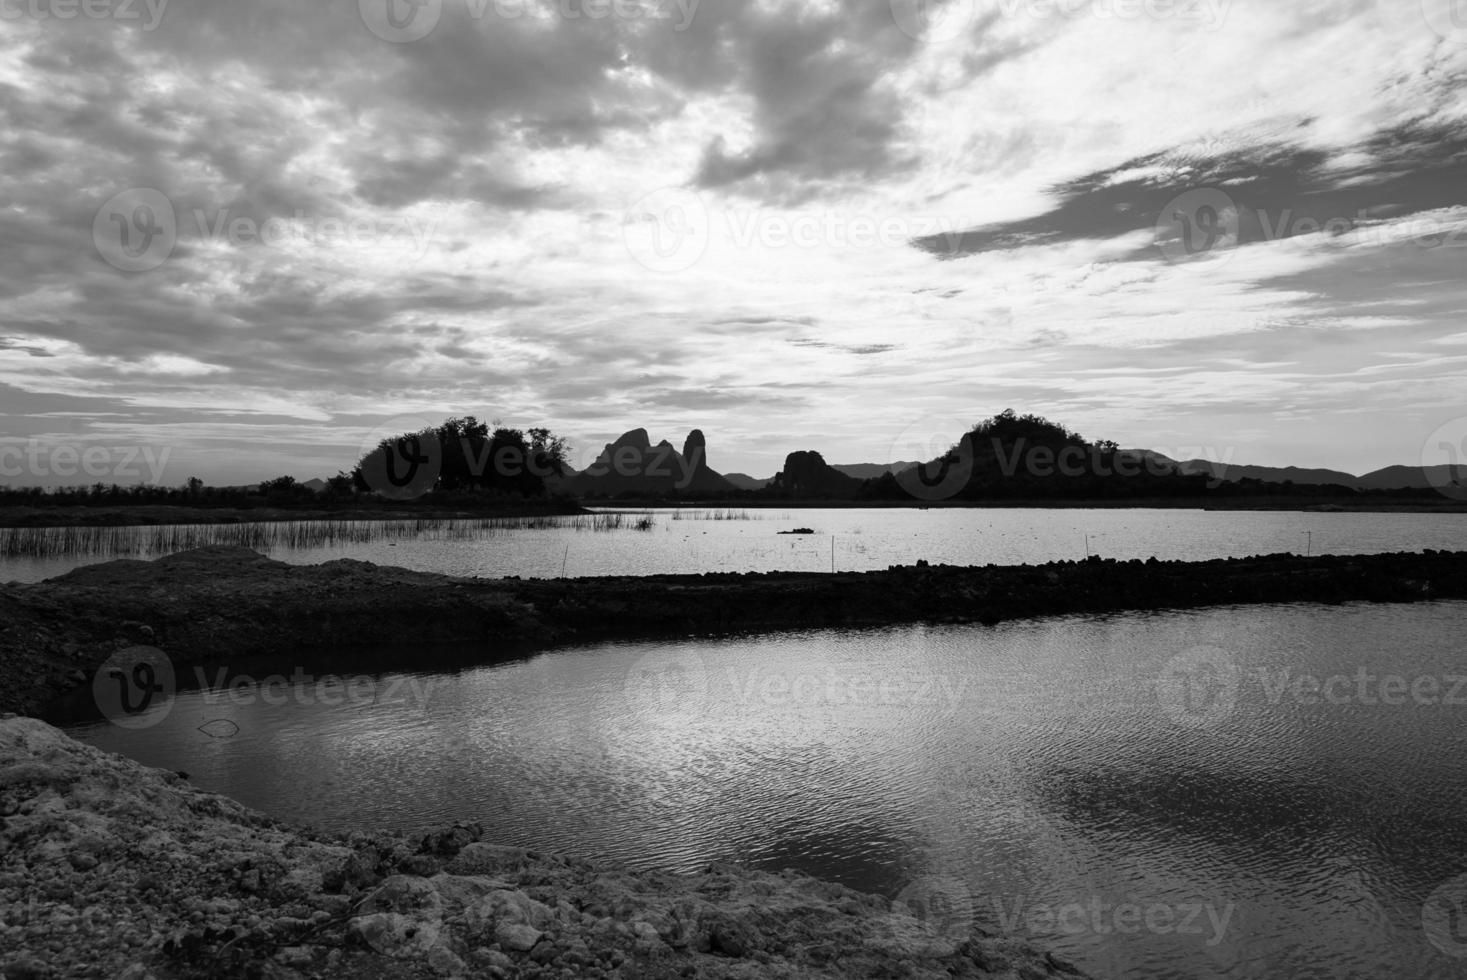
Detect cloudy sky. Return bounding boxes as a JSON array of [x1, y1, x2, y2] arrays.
[[2, 0, 1465, 486]]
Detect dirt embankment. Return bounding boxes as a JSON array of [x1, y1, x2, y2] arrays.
[[4, 547, 1467, 718], [0, 715, 1087, 980]]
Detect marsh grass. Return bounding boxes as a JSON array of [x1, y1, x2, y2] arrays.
[[669, 509, 760, 521], [0, 512, 656, 560]]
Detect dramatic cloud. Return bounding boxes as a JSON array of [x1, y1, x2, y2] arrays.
[[1, 0, 1465, 484]]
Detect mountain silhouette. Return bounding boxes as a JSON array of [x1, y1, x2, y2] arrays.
[[769, 451, 863, 498], [565, 428, 735, 497]]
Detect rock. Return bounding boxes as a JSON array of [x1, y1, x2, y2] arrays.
[[275, 946, 314, 968], [494, 921, 543, 952], [2, 956, 50, 980], [67, 852, 98, 871], [398, 854, 438, 877], [447, 843, 536, 877], [703, 910, 760, 958], [348, 912, 442, 959], [427, 943, 466, 976]]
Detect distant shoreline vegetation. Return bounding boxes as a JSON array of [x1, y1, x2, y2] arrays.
[[1, 411, 1463, 522]]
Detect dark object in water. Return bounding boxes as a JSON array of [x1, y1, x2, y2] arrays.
[[779, 528, 816, 535]]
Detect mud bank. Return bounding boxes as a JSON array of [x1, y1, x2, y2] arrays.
[[0, 715, 1086, 980], [4, 547, 1467, 718]]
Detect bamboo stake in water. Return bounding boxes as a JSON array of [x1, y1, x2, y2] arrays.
[[561, 545, 569, 579]]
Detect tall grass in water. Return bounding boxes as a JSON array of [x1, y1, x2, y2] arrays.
[[0, 512, 657, 561], [669, 508, 760, 521]]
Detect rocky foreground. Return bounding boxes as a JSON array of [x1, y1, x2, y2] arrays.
[[0, 715, 1084, 980], [4, 546, 1467, 717]]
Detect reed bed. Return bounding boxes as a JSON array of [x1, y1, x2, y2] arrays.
[[669, 508, 761, 521], [0, 512, 657, 561]]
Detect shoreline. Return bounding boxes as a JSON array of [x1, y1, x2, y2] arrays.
[[3, 495, 1465, 529], [4, 547, 1467, 718], [0, 714, 1087, 980]]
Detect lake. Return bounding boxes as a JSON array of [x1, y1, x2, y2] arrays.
[[5, 506, 1467, 583], [52, 600, 1467, 980]]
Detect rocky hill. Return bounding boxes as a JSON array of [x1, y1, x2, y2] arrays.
[[565, 429, 736, 497]]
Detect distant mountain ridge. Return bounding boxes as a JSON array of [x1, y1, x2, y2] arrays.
[[1167, 456, 1461, 490], [723, 461, 916, 492]]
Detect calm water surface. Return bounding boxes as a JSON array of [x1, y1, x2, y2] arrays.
[[7, 507, 1467, 582], [56, 601, 1467, 980]]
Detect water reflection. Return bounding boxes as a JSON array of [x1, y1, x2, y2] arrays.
[[54, 601, 1467, 980]]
